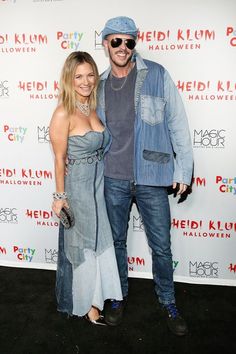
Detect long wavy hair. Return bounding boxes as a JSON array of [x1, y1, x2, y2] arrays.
[[59, 51, 99, 115]]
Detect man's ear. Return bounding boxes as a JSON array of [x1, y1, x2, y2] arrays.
[[103, 39, 108, 49]]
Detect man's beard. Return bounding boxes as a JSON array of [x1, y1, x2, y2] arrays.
[[108, 47, 133, 68]]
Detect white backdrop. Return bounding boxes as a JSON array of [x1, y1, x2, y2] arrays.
[[0, 0, 236, 286]]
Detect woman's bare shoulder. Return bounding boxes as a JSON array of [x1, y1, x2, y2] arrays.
[[52, 104, 69, 121]]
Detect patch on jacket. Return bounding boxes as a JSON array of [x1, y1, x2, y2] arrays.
[[143, 149, 170, 163]]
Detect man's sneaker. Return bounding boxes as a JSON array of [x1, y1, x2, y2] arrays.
[[162, 303, 188, 336], [104, 298, 127, 326]]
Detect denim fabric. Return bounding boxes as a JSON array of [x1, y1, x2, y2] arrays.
[[55, 223, 73, 315], [97, 53, 193, 187], [104, 177, 175, 305], [64, 131, 113, 268]]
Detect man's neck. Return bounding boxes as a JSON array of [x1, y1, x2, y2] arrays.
[[111, 62, 134, 78]]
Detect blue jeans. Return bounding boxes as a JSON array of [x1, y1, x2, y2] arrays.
[[104, 177, 175, 305]]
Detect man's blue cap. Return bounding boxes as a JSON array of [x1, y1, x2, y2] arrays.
[[102, 16, 138, 40]]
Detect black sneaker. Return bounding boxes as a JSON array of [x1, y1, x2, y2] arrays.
[[104, 298, 127, 326], [162, 303, 188, 336]]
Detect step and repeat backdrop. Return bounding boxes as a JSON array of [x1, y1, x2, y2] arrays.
[[0, 0, 236, 286]]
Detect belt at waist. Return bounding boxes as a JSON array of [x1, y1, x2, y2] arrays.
[[68, 148, 104, 165]]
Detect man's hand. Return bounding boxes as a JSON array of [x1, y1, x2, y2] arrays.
[[172, 182, 188, 195]]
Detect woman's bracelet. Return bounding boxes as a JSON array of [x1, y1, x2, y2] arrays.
[[53, 192, 67, 200]]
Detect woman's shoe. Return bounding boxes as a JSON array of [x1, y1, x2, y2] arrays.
[[84, 314, 107, 326]]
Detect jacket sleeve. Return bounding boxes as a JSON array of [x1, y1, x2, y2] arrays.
[[164, 69, 194, 185]]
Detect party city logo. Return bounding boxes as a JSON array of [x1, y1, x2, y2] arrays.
[[226, 27, 236, 47], [216, 176, 236, 195], [2, 125, 27, 143], [173, 260, 179, 271], [18, 80, 59, 100], [193, 129, 226, 149], [0, 80, 9, 98], [13, 246, 35, 262], [138, 27, 215, 51], [0, 33, 48, 54], [56, 31, 84, 50]]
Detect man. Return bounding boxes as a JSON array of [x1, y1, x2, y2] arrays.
[[97, 16, 193, 336]]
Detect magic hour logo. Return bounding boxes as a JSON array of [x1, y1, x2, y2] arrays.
[[189, 261, 219, 278], [0, 207, 18, 223], [38, 126, 50, 143], [0, 80, 9, 98], [193, 129, 226, 148], [133, 215, 144, 232], [45, 249, 58, 264], [94, 30, 103, 50]]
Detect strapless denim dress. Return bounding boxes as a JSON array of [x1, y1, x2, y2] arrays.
[[55, 129, 122, 316]]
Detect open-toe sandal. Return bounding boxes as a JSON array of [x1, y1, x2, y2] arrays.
[[84, 314, 107, 326]]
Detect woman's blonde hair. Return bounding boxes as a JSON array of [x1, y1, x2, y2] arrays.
[[59, 51, 99, 115]]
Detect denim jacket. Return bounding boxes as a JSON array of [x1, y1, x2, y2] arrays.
[[97, 53, 193, 186]]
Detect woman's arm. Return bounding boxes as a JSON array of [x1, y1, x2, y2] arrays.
[[49, 106, 70, 217]]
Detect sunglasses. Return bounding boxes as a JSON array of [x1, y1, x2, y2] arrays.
[[110, 37, 136, 50]]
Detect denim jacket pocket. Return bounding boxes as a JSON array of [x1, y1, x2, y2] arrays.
[[141, 95, 166, 125], [143, 149, 170, 163]]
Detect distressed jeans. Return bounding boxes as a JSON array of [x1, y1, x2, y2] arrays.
[[104, 177, 175, 305]]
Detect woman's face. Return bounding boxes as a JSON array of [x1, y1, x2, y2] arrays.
[[73, 62, 96, 101]]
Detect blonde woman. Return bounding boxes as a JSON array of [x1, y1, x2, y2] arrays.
[[49, 51, 122, 325]]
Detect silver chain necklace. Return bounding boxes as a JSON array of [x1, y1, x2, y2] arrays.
[[76, 101, 90, 116], [110, 72, 129, 91]]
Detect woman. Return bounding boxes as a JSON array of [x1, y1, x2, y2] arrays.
[[49, 51, 122, 325]]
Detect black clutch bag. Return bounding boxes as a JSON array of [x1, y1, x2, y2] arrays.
[[59, 206, 75, 229]]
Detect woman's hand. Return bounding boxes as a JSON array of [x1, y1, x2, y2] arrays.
[[52, 199, 69, 218]]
